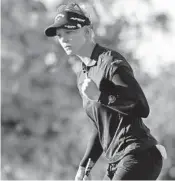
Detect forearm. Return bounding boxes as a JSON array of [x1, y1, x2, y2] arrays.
[[99, 66, 150, 118], [98, 77, 137, 115], [79, 130, 103, 167], [116, 67, 150, 118], [99, 79, 137, 101]]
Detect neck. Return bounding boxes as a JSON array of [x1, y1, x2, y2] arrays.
[[76, 40, 96, 66]]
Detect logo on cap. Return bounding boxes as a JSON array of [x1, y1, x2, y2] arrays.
[[64, 25, 77, 29], [77, 23, 82, 28], [70, 17, 86, 22], [55, 14, 65, 21]]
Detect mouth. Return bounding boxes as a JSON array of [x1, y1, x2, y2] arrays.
[[64, 45, 71, 49]]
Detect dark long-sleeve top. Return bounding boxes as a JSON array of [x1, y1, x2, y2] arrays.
[[77, 44, 157, 166], [99, 65, 150, 118]]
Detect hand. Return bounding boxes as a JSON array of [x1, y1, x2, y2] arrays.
[[81, 78, 101, 100], [83, 174, 91, 180], [83, 158, 94, 180], [75, 166, 85, 180], [75, 168, 92, 181]]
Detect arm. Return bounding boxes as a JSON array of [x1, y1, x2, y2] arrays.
[[98, 55, 150, 118], [79, 122, 103, 167], [112, 66, 150, 118], [75, 119, 103, 180]]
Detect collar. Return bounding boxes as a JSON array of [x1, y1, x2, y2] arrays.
[[82, 43, 106, 70], [90, 43, 106, 61]]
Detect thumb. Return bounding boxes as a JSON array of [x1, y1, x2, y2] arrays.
[[84, 77, 91, 82]]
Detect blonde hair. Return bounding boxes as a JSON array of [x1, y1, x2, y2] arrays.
[[77, 2, 95, 41]]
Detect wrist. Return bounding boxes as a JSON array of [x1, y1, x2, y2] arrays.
[[78, 166, 86, 171], [84, 158, 94, 176]]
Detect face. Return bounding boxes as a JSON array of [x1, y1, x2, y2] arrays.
[[56, 28, 87, 55]]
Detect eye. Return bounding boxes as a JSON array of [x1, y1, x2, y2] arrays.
[[65, 31, 72, 35], [65, 30, 75, 35], [57, 34, 61, 38]]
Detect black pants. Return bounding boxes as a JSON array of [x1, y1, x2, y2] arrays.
[[103, 146, 163, 180]]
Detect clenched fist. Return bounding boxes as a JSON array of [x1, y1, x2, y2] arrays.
[[81, 78, 101, 101]]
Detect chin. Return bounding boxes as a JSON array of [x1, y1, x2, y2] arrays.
[[65, 50, 76, 56]]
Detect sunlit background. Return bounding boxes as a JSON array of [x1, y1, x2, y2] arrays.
[[1, 0, 175, 180]]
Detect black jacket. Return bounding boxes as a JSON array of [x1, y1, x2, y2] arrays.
[[77, 44, 157, 166]]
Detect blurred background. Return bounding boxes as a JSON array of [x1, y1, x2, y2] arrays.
[[1, 0, 175, 180]]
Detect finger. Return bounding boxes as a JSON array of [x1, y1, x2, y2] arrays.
[[106, 50, 111, 56], [81, 85, 86, 92], [104, 51, 108, 56], [82, 81, 89, 89], [82, 91, 88, 98], [85, 79, 91, 84], [84, 79, 91, 84]]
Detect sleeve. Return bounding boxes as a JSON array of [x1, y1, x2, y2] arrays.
[[98, 57, 137, 115], [79, 118, 103, 167], [99, 56, 150, 118], [113, 66, 150, 118]]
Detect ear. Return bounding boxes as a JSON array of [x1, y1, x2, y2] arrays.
[[83, 26, 91, 37]]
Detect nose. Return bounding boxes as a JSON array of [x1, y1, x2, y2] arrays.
[[60, 34, 69, 43], [61, 37, 69, 43]]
